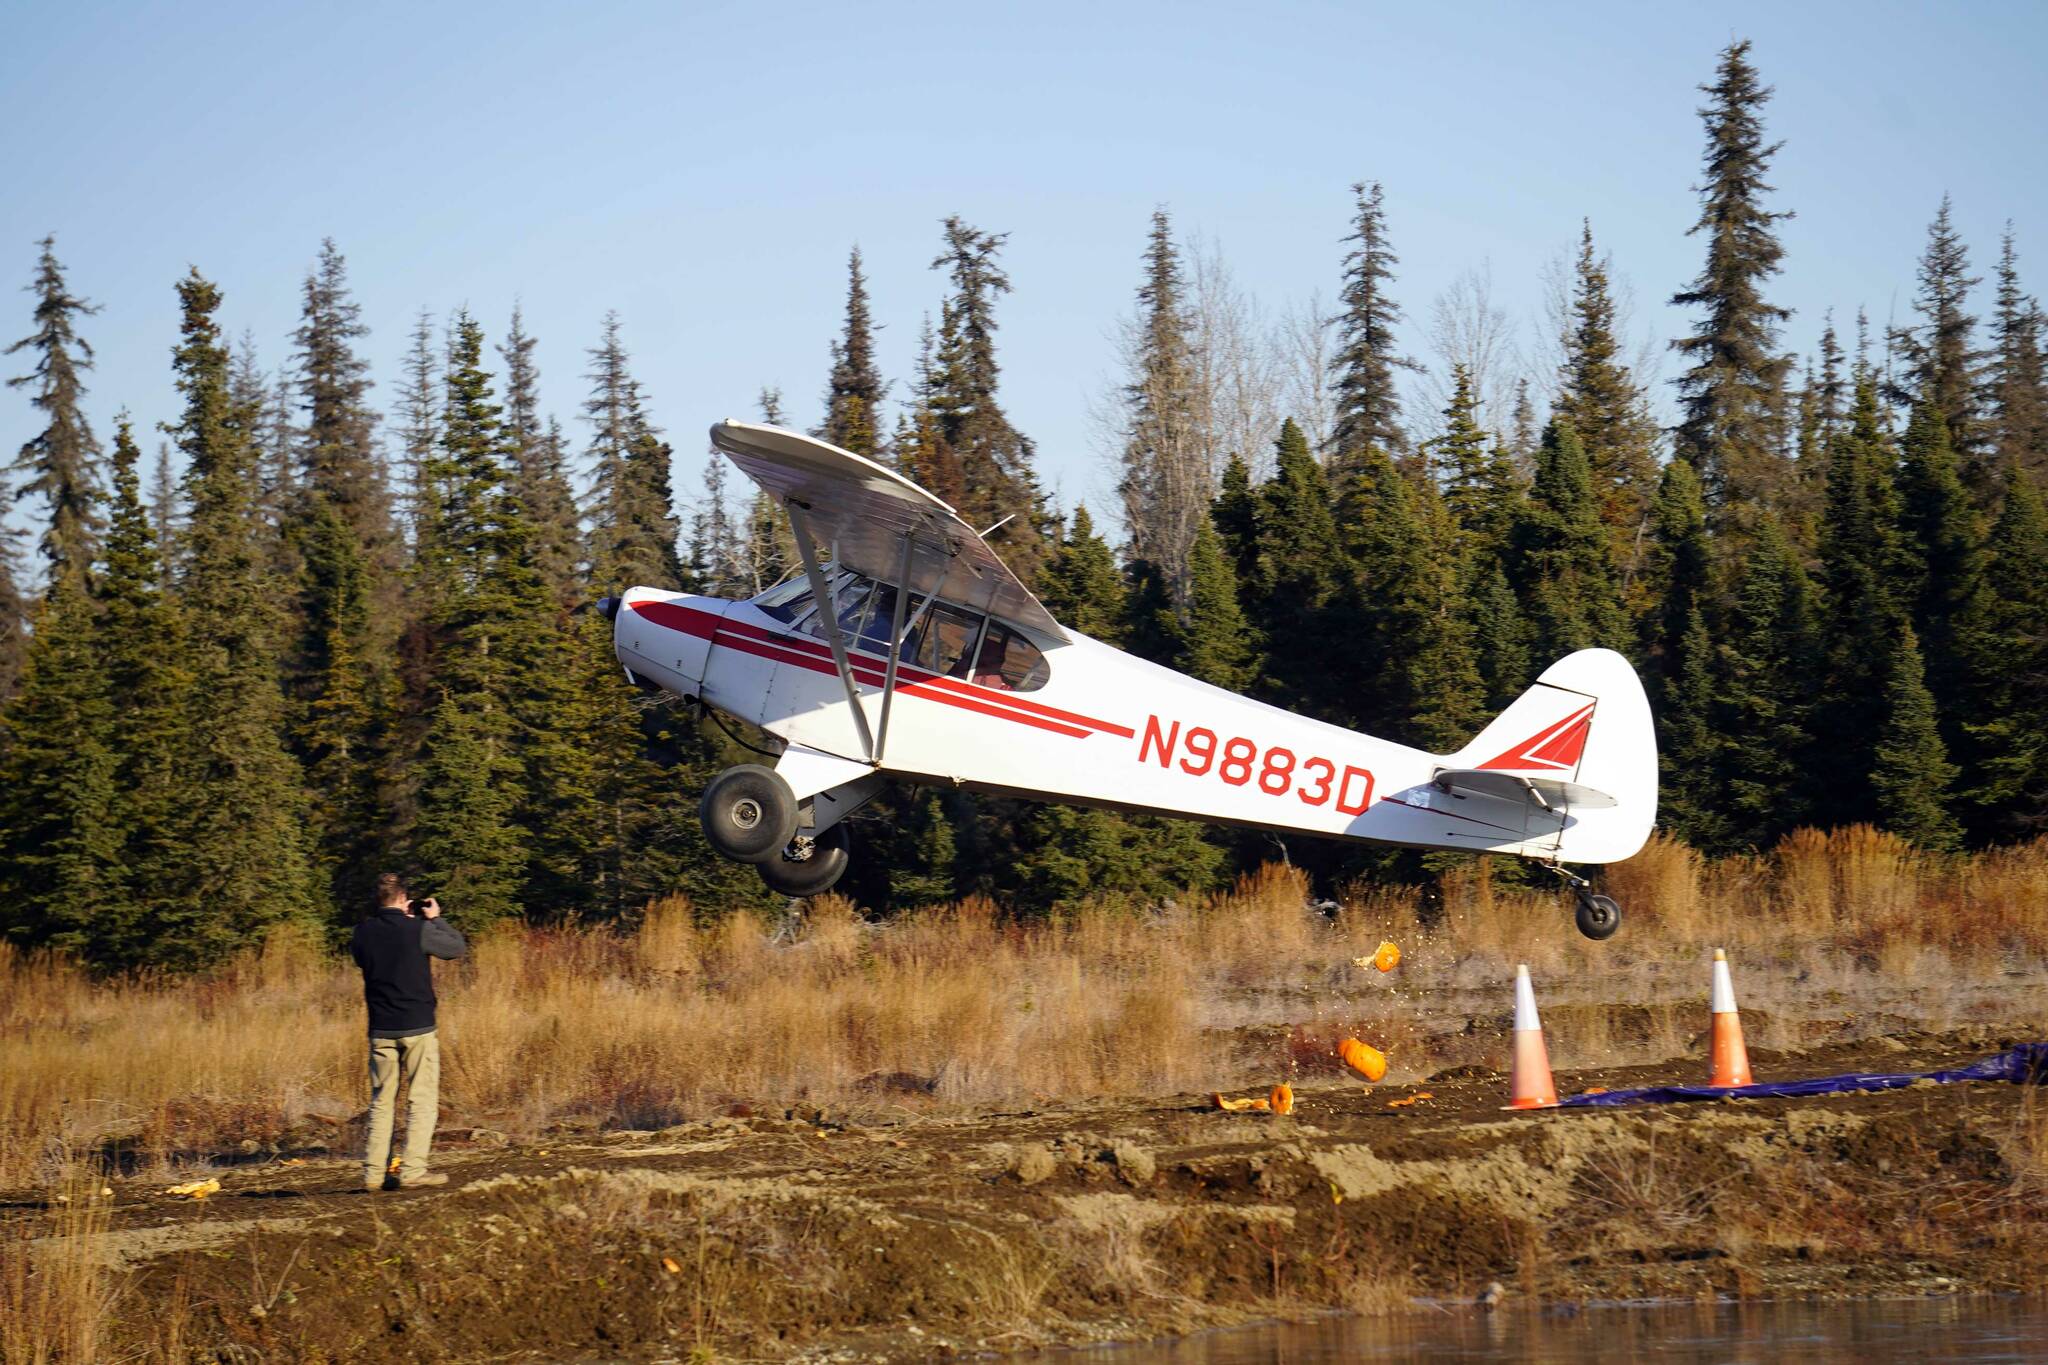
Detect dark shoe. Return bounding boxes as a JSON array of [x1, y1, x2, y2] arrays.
[[397, 1172, 449, 1188]]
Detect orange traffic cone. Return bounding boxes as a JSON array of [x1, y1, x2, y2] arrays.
[[1506, 963, 1559, 1109], [1708, 948, 1754, 1087]]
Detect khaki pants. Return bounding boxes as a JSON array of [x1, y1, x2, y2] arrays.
[[364, 1031, 440, 1187]]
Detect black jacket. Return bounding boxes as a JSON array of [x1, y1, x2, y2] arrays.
[[350, 909, 467, 1038]]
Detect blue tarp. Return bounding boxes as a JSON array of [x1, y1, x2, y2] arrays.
[[1556, 1043, 2048, 1108]]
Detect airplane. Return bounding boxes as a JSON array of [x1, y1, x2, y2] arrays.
[[599, 420, 1658, 940]]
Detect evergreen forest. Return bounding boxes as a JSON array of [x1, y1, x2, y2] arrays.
[[5, 39, 2048, 971]]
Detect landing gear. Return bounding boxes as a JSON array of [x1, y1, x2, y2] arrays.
[[1546, 863, 1622, 941], [758, 824, 850, 898], [699, 765, 798, 864], [1574, 892, 1622, 941]]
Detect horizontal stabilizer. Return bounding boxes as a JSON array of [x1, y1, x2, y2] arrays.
[[1431, 768, 1619, 811]]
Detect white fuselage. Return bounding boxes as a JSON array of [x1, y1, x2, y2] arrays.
[[614, 586, 1581, 860]]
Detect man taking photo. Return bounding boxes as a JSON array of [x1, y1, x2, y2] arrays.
[[351, 873, 467, 1191]]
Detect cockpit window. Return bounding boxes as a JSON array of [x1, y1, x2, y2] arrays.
[[762, 571, 1051, 693], [914, 603, 984, 679], [973, 621, 1050, 692]]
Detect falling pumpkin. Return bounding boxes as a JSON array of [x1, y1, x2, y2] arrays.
[[1270, 1083, 1295, 1116], [1373, 940, 1401, 973], [1338, 1038, 1388, 1083]]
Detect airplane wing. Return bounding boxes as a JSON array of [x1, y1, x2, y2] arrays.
[[709, 419, 1068, 643]]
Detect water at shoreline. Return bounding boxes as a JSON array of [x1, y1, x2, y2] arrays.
[[1042, 1296, 2048, 1363]]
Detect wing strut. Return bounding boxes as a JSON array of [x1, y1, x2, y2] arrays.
[[873, 533, 917, 766], [787, 500, 877, 762]]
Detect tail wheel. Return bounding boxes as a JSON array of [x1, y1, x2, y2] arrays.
[[759, 824, 850, 898], [1574, 891, 1622, 941], [700, 765, 798, 864]]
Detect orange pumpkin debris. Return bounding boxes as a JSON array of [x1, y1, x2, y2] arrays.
[[1373, 940, 1401, 972], [1270, 1082, 1295, 1116], [1338, 1038, 1388, 1083]]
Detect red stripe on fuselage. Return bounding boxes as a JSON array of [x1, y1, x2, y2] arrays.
[[628, 599, 1102, 740]]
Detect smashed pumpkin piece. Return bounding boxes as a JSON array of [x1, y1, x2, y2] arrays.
[[1351, 940, 1402, 973], [1338, 1038, 1388, 1083], [165, 1178, 220, 1200], [1211, 1093, 1274, 1113], [1270, 1082, 1295, 1116], [1385, 1091, 1435, 1108]]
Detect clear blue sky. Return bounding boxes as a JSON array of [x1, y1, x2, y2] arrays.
[[4, 1, 2045, 550]]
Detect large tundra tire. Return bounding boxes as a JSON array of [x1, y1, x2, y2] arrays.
[[700, 765, 798, 864], [758, 825, 850, 898]]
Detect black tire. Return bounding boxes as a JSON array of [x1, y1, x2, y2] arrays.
[[759, 824, 850, 898], [1575, 892, 1622, 941], [699, 765, 798, 864]]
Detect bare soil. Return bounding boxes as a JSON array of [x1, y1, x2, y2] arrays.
[[8, 1025, 2047, 1363]]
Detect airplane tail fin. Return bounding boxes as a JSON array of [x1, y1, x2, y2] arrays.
[[1437, 648, 1658, 864]]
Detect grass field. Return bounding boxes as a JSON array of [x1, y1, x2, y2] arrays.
[[6, 825, 2047, 1192], [5, 825, 2048, 1362]]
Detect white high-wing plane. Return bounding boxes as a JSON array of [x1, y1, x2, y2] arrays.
[[602, 421, 1658, 939]]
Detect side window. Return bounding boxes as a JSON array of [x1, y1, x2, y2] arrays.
[[798, 576, 874, 641], [915, 604, 985, 679], [753, 574, 814, 623], [856, 585, 917, 654], [971, 622, 1050, 692]]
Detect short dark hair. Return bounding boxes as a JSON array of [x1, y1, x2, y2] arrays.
[[375, 872, 409, 903]]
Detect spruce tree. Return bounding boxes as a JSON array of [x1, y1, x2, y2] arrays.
[[1172, 517, 1259, 691], [687, 449, 743, 596], [1515, 419, 1631, 662], [0, 396, 118, 958], [96, 420, 190, 966], [1118, 209, 1206, 608], [7, 235, 103, 577], [1555, 221, 1658, 596], [925, 217, 1051, 581], [584, 313, 685, 589], [1211, 451, 1260, 584], [1252, 419, 1345, 715], [1813, 371, 1909, 829], [1432, 365, 1519, 549], [1338, 442, 1485, 747], [1959, 468, 2048, 837], [395, 308, 441, 546], [499, 307, 583, 606], [412, 312, 547, 925], [1894, 392, 1987, 731], [1037, 504, 1126, 642], [1870, 625, 1962, 851], [160, 270, 321, 964], [0, 517, 20, 706], [291, 239, 392, 558], [1984, 227, 2048, 484], [1329, 181, 1420, 467], [294, 494, 383, 912], [1889, 197, 1985, 486], [1644, 460, 1723, 848], [1668, 39, 1796, 520], [821, 246, 885, 459], [1718, 516, 1819, 850], [1467, 559, 1532, 712]]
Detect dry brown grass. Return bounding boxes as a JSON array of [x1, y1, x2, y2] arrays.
[[4, 830, 2048, 1189], [0, 1170, 123, 1365]]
